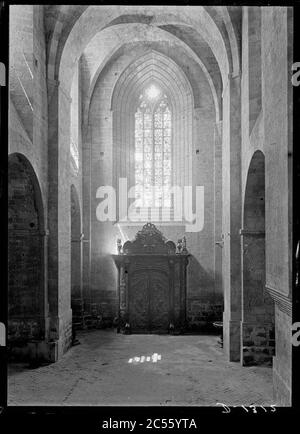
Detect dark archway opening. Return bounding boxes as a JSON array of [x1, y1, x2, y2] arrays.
[[241, 150, 275, 366], [8, 153, 45, 360]]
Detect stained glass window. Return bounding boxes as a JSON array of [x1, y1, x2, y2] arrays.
[[134, 90, 172, 208]]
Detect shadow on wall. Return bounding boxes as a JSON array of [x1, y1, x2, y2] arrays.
[[186, 255, 223, 332], [8, 153, 46, 360], [90, 254, 118, 327]]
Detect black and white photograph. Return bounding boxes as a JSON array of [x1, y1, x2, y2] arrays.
[[0, 1, 299, 424]]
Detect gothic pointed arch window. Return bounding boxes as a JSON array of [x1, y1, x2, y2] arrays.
[[134, 86, 172, 209]]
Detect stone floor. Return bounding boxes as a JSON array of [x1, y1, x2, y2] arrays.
[[8, 329, 274, 406]]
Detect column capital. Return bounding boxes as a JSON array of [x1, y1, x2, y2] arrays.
[[239, 228, 265, 237], [71, 233, 84, 242], [222, 71, 241, 98], [41, 228, 50, 237], [47, 78, 72, 103], [229, 70, 241, 80], [47, 77, 59, 88]]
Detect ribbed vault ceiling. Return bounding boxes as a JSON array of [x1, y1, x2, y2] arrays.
[[111, 50, 193, 114], [44, 5, 241, 125]]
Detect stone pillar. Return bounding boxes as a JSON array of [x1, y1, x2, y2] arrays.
[[42, 228, 50, 341], [71, 233, 84, 328], [222, 73, 242, 362], [214, 121, 223, 297], [248, 6, 262, 132], [28, 228, 58, 362], [71, 233, 83, 299], [82, 236, 91, 313], [47, 78, 72, 359], [82, 132, 92, 313]]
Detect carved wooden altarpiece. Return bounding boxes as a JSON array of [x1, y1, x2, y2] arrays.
[[112, 223, 189, 334]]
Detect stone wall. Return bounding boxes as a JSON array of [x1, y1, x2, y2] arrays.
[[239, 6, 293, 404], [9, 5, 48, 206], [7, 9, 293, 409], [241, 322, 275, 366], [8, 6, 50, 361], [273, 306, 292, 405], [85, 41, 221, 331], [262, 7, 292, 298]]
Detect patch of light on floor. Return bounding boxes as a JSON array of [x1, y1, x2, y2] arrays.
[[128, 353, 162, 364]]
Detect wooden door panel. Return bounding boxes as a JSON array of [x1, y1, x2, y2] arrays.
[[149, 272, 169, 331], [129, 272, 149, 332]]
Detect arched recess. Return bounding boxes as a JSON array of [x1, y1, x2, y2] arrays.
[[240, 150, 275, 366], [46, 5, 241, 359], [81, 23, 222, 128], [111, 50, 194, 215], [53, 6, 233, 90], [8, 153, 46, 357], [70, 184, 83, 329]]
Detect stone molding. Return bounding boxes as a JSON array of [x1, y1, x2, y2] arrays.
[[11, 228, 49, 236], [47, 78, 72, 103], [239, 228, 265, 237], [71, 233, 84, 242], [265, 284, 292, 317]]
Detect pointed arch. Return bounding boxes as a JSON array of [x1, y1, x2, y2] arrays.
[[111, 50, 194, 211], [8, 153, 46, 352], [241, 150, 275, 366]]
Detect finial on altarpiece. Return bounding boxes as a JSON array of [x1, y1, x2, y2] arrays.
[[117, 238, 123, 255], [182, 236, 187, 253]]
